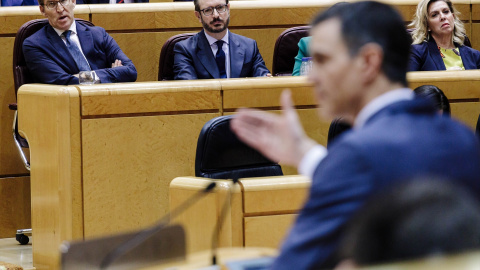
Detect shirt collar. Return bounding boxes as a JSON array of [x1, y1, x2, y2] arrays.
[[53, 20, 77, 37], [204, 30, 229, 46], [354, 88, 414, 129]]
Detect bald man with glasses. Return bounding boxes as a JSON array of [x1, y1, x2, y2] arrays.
[[173, 0, 271, 80], [23, 0, 137, 85]]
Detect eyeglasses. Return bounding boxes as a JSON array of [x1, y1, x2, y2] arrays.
[[42, 0, 69, 9], [199, 4, 228, 16]]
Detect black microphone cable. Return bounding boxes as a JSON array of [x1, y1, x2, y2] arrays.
[[211, 178, 239, 265]]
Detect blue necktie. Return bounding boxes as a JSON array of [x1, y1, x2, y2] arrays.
[[63, 30, 91, 72], [215, 40, 227, 79]]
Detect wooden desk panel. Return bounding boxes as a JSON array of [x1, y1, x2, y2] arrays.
[[82, 113, 220, 237], [170, 176, 310, 253]]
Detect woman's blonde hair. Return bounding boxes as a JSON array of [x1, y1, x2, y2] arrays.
[[409, 0, 465, 45]]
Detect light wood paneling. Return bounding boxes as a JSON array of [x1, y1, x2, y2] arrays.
[[451, 102, 480, 129], [18, 84, 83, 270], [241, 176, 310, 215], [244, 214, 297, 248], [170, 178, 243, 254], [81, 113, 220, 238], [79, 81, 222, 116], [170, 176, 310, 254], [0, 176, 30, 238]]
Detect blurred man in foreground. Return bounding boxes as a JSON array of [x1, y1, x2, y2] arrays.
[[231, 2, 480, 269]]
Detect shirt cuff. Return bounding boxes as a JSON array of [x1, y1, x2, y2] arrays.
[[298, 144, 328, 179]]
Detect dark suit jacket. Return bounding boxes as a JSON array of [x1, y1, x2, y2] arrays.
[[85, 0, 147, 3], [23, 20, 137, 85], [409, 38, 480, 71], [271, 98, 480, 270], [173, 30, 270, 80], [1, 0, 37, 5]]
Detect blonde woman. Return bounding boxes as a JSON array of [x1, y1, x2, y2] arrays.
[[409, 0, 480, 71]]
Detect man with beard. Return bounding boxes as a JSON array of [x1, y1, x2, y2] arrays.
[[173, 0, 271, 80]]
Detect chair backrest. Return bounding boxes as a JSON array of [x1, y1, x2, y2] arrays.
[[195, 115, 283, 179], [13, 18, 94, 95], [272, 26, 310, 76], [158, 33, 195, 81], [327, 117, 352, 148]]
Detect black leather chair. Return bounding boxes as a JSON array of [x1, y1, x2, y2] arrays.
[[195, 115, 283, 179], [272, 26, 310, 76], [11, 18, 94, 244], [327, 118, 352, 148], [476, 113, 480, 136], [158, 33, 195, 81]]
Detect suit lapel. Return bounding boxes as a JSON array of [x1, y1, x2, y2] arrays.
[[459, 46, 474, 69], [427, 38, 446, 70], [229, 32, 245, 78], [46, 24, 78, 73], [76, 22, 95, 69], [196, 30, 219, 78]]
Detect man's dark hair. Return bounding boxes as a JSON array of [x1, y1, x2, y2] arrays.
[[311, 1, 411, 86], [194, 0, 229, 12], [338, 179, 480, 266]]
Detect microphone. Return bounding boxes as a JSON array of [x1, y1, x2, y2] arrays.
[[100, 181, 217, 269], [211, 177, 239, 265]]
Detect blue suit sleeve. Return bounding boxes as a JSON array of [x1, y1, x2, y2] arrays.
[[250, 41, 270, 77], [23, 38, 80, 85], [293, 37, 310, 76], [173, 42, 198, 80], [93, 29, 137, 83], [271, 142, 373, 270]]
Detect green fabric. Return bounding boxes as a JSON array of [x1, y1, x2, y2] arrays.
[[440, 47, 465, 70], [292, 36, 311, 76]]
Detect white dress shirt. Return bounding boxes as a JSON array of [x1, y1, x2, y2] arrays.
[[204, 30, 231, 78], [53, 22, 91, 69], [298, 88, 414, 179]]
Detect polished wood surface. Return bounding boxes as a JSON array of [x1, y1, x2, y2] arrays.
[[17, 73, 480, 269], [170, 176, 310, 254], [18, 82, 222, 270]]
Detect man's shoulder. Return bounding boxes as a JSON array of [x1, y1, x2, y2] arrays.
[[229, 31, 256, 44], [24, 24, 50, 44], [75, 20, 104, 33], [175, 31, 203, 49]]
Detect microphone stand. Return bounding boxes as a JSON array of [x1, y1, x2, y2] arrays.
[[100, 181, 216, 269], [211, 178, 239, 265]]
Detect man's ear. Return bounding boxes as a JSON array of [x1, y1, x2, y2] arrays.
[[71, 0, 76, 8], [357, 43, 383, 84], [39, 5, 46, 16], [195, 11, 202, 23]]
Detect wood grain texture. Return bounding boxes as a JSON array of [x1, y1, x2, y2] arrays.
[[450, 102, 480, 129], [170, 178, 242, 253], [244, 214, 297, 248], [241, 176, 310, 214], [81, 113, 220, 238], [18, 84, 82, 270], [0, 176, 31, 238], [170, 176, 309, 254], [79, 81, 222, 115]]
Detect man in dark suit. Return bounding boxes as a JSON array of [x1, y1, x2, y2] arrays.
[[231, 1, 480, 269], [83, 0, 147, 4], [173, 0, 270, 80], [23, 0, 137, 85]]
